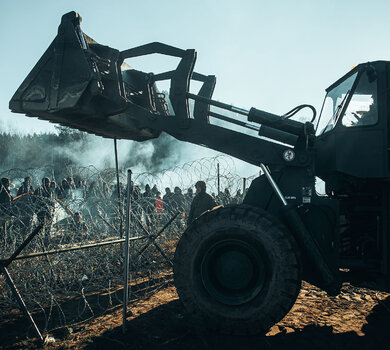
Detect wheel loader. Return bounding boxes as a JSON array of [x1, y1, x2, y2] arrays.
[[9, 11, 390, 335]]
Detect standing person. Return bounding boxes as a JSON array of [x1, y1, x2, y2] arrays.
[[184, 188, 194, 214], [163, 187, 173, 212], [72, 177, 86, 211], [0, 178, 13, 207], [34, 178, 54, 243], [67, 176, 75, 190], [0, 178, 13, 216], [17, 176, 34, 196], [111, 183, 124, 200], [155, 191, 163, 214], [172, 186, 186, 229], [15, 177, 35, 233], [216, 191, 224, 205], [102, 182, 112, 198], [172, 186, 185, 213], [87, 181, 98, 199], [234, 189, 243, 204], [142, 184, 154, 225], [0, 178, 13, 238], [132, 185, 141, 201], [185, 188, 194, 201], [70, 212, 88, 241], [34, 178, 52, 198], [187, 181, 217, 226], [50, 180, 58, 198], [223, 188, 232, 205], [58, 179, 70, 200], [151, 184, 159, 197], [143, 184, 153, 198]]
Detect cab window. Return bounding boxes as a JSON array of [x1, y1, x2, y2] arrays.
[[341, 71, 377, 127]]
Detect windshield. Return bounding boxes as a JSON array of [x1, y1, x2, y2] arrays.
[[341, 70, 377, 127], [316, 72, 358, 135]]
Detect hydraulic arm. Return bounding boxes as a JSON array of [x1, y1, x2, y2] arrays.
[[9, 11, 316, 168]]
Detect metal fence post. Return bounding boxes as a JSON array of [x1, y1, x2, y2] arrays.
[[217, 163, 220, 194], [114, 138, 124, 238], [122, 169, 132, 333]]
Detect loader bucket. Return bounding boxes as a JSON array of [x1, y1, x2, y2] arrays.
[[9, 11, 163, 141]]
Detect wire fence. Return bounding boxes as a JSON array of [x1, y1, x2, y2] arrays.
[[0, 155, 257, 338]]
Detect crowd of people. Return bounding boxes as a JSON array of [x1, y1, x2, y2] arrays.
[[127, 181, 244, 225], [0, 174, 245, 241], [0, 175, 102, 242]]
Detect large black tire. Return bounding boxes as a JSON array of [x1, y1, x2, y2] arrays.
[[174, 205, 301, 335]]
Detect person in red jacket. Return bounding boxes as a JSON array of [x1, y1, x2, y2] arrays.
[[155, 191, 163, 214]]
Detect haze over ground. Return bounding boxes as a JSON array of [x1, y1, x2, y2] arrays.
[[1, 0, 389, 175]]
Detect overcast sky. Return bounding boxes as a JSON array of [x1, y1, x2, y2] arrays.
[[1, 0, 390, 175]]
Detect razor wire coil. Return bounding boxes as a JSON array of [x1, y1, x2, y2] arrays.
[[0, 155, 256, 336]]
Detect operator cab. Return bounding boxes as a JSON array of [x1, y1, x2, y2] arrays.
[[312, 62, 390, 285], [314, 61, 390, 181]]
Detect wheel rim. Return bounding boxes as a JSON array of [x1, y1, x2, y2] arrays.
[[200, 237, 266, 305]]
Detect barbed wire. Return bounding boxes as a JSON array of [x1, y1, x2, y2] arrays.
[[0, 155, 257, 337]]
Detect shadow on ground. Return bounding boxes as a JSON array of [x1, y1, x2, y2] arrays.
[[83, 296, 390, 350], [0, 273, 173, 349]]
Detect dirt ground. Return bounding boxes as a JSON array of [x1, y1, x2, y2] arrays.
[[1, 281, 390, 350]]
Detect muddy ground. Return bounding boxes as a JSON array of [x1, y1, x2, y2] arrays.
[[1, 281, 390, 350]]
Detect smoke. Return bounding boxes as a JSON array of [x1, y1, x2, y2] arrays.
[[0, 94, 260, 182], [0, 128, 183, 177], [79, 132, 182, 173]]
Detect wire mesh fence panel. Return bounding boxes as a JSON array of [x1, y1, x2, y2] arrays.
[[0, 155, 256, 336]]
